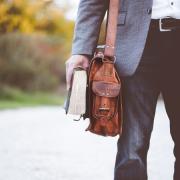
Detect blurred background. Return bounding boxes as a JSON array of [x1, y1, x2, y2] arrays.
[[0, 0, 77, 108], [0, 1, 175, 180], [0, 0, 107, 108]]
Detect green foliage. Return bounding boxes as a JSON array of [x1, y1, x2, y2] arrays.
[[0, 33, 67, 91], [0, 0, 74, 93], [0, 0, 74, 37], [0, 85, 65, 109]]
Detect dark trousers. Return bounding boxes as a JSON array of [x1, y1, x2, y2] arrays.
[[114, 20, 180, 180]]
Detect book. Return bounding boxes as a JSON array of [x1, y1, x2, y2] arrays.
[[64, 67, 87, 115]]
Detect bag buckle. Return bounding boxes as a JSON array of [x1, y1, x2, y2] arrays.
[[95, 45, 116, 63], [159, 17, 172, 32], [99, 107, 110, 112]]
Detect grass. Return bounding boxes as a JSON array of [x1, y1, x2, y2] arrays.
[[0, 86, 65, 109]]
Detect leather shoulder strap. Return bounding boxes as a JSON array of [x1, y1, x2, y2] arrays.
[[104, 0, 120, 58]]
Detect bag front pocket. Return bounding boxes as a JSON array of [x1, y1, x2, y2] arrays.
[[92, 81, 121, 120]]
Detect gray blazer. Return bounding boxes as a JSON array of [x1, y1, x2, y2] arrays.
[[71, 0, 153, 76]]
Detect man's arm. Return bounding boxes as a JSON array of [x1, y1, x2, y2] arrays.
[[66, 0, 108, 90], [72, 0, 109, 56]]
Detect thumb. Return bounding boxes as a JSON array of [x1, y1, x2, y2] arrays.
[[82, 59, 89, 70], [66, 64, 74, 90]]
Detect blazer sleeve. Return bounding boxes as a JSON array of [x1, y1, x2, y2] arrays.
[[71, 0, 109, 56]]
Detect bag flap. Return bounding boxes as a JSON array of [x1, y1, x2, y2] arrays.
[[92, 81, 120, 97]]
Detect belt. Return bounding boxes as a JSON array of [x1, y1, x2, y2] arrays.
[[150, 16, 180, 32]]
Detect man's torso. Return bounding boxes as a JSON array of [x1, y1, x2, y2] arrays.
[[72, 0, 180, 76]]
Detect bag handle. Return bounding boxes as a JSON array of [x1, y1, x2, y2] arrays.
[[104, 0, 120, 58]]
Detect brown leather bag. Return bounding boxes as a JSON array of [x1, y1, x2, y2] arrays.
[[84, 0, 123, 137]]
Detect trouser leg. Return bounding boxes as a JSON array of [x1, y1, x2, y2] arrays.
[[114, 23, 161, 180], [160, 29, 180, 180], [114, 72, 160, 180], [161, 27, 180, 180], [162, 81, 180, 180]]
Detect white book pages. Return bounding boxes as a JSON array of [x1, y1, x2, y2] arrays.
[[68, 70, 87, 115]]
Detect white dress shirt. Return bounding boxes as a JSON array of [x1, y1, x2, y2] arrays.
[[152, 0, 180, 19]]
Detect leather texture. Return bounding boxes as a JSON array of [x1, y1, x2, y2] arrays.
[[151, 17, 180, 30], [72, 0, 153, 76], [104, 0, 120, 57], [81, 0, 123, 137], [85, 52, 123, 136]]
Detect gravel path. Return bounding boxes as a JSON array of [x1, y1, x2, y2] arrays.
[[0, 100, 175, 180]]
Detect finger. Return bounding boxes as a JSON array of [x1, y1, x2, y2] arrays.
[[82, 60, 90, 70]]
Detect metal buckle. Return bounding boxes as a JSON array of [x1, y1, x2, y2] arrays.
[[95, 45, 117, 63], [97, 45, 106, 49], [159, 17, 172, 32], [112, 55, 117, 63], [99, 107, 110, 111]]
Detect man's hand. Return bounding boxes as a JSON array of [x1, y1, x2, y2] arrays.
[[65, 55, 90, 90]]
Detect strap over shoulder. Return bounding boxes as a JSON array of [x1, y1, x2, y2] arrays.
[[104, 0, 120, 58]]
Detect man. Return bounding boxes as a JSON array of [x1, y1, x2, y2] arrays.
[[66, 0, 180, 179]]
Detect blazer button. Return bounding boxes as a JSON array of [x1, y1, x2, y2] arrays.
[[147, 8, 152, 14]]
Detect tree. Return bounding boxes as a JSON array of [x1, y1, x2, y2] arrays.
[[0, 0, 74, 37], [0, 0, 74, 91]]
